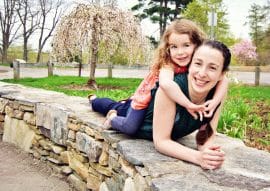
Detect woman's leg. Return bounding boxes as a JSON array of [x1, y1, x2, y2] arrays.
[[110, 108, 147, 135]]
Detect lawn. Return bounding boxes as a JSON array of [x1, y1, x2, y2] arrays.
[[1, 76, 270, 152]]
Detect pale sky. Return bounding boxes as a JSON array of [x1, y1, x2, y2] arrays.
[[118, 0, 268, 40], [29, 0, 268, 51]]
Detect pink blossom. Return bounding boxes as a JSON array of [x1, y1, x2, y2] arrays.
[[231, 40, 257, 63]]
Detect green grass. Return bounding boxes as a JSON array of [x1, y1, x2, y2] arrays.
[[229, 84, 270, 104], [1, 76, 142, 100], [1, 76, 270, 148]]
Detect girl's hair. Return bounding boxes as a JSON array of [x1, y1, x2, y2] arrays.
[[195, 40, 231, 145], [151, 19, 206, 74]]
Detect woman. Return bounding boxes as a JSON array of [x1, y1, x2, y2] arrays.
[[90, 19, 227, 135], [136, 40, 231, 170]]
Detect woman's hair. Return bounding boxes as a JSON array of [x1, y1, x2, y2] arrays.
[[195, 40, 231, 145], [151, 19, 206, 74], [201, 40, 231, 72]]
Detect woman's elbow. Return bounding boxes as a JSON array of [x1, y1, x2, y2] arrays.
[[153, 136, 164, 152]]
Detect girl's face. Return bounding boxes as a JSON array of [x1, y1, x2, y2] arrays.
[[168, 33, 195, 67], [188, 45, 224, 94]]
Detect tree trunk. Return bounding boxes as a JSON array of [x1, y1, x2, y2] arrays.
[[36, 48, 42, 63], [78, 62, 82, 77], [23, 38, 28, 62], [159, 0, 163, 37], [87, 15, 98, 89], [88, 45, 98, 89], [2, 46, 8, 63], [78, 50, 82, 77]]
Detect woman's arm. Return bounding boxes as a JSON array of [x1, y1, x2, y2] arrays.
[[153, 88, 225, 169], [159, 68, 204, 120], [197, 92, 227, 167], [197, 103, 223, 151]]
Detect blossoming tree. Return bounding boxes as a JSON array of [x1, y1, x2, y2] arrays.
[[51, 4, 151, 87], [231, 40, 257, 65], [232, 39, 261, 85]]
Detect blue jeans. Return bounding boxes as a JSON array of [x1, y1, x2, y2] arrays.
[[91, 98, 146, 135], [92, 98, 132, 116]]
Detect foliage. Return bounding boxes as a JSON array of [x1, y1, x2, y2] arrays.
[[6, 46, 50, 63], [181, 0, 233, 43], [218, 98, 249, 139], [247, 3, 267, 48], [131, 0, 192, 38], [231, 40, 257, 65], [51, 4, 153, 77], [246, 2, 270, 66]]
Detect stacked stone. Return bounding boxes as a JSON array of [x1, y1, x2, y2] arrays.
[[0, 97, 151, 191], [1, 82, 270, 191], [0, 98, 8, 139]]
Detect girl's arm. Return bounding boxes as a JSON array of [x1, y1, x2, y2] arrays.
[[204, 76, 228, 117], [159, 67, 204, 120], [153, 88, 225, 170]]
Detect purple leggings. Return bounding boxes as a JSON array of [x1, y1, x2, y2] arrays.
[[91, 98, 146, 135]]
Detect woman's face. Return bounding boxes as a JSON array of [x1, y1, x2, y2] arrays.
[[168, 33, 196, 67], [188, 45, 224, 94]]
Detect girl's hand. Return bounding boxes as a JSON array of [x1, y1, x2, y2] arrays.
[[203, 99, 219, 118], [198, 145, 225, 170], [186, 102, 205, 121]]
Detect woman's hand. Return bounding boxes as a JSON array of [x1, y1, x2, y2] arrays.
[[198, 145, 225, 170]]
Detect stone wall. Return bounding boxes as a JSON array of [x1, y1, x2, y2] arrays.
[[0, 81, 270, 191]]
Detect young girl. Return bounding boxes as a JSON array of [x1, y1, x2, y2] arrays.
[[90, 19, 228, 135]]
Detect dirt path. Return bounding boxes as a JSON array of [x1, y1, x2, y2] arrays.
[[0, 140, 74, 191]]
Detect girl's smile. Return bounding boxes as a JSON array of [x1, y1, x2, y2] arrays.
[[168, 33, 195, 67]]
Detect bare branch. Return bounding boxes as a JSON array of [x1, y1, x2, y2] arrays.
[[36, 0, 65, 62], [0, 0, 22, 62]]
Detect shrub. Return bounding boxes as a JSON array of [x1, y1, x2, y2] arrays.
[[231, 40, 257, 65]]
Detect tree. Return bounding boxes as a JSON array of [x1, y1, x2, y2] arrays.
[[231, 40, 257, 66], [131, 0, 192, 38], [247, 3, 266, 49], [0, 0, 21, 63], [181, 0, 232, 45], [246, 3, 269, 85], [258, 26, 270, 65], [36, 0, 64, 63], [254, 1, 270, 66], [16, 0, 40, 62], [51, 4, 151, 88]]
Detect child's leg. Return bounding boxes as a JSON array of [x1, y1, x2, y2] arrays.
[[110, 108, 147, 135], [92, 98, 121, 116], [92, 98, 131, 116]]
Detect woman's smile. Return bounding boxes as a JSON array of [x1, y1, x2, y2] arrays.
[[194, 77, 209, 87], [188, 45, 224, 94]]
